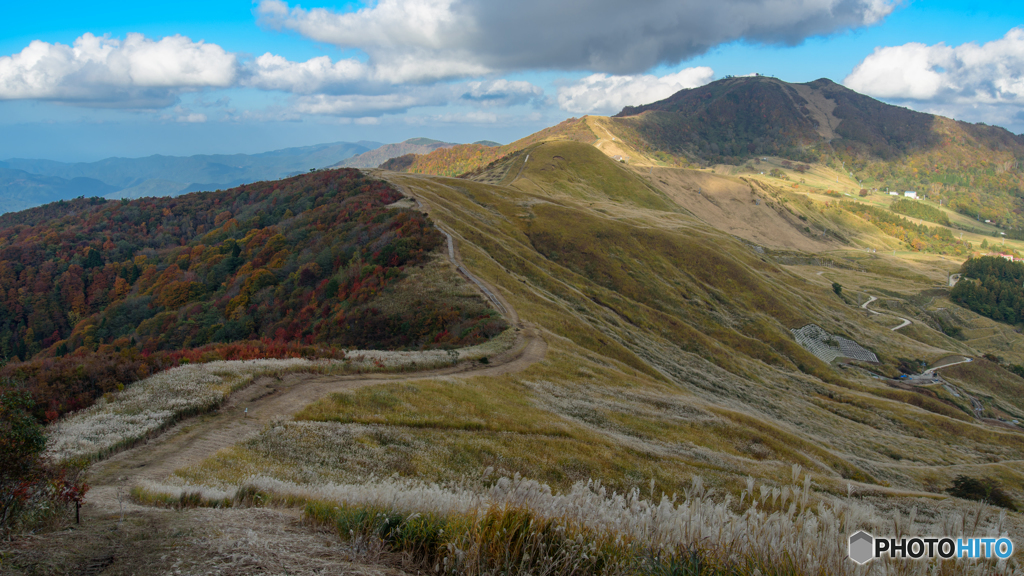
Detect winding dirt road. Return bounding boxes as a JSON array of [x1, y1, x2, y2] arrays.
[[2, 194, 549, 575], [861, 294, 912, 331], [87, 193, 544, 505], [88, 325, 545, 501]]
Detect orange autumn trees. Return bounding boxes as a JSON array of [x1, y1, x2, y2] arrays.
[[0, 169, 506, 421]]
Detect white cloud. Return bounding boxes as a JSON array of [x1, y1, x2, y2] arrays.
[[0, 0, 900, 124], [256, 0, 482, 84], [243, 52, 492, 92], [557, 67, 715, 114], [293, 92, 447, 116], [460, 79, 545, 107], [845, 28, 1024, 127], [257, 0, 462, 53], [257, 0, 896, 77], [370, 53, 490, 84], [277, 78, 546, 117], [159, 105, 209, 123], [0, 31, 526, 118], [431, 111, 499, 123], [245, 53, 368, 94], [0, 33, 237, 107]]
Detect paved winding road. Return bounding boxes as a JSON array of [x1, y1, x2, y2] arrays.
[[861, 294, 912, 331]]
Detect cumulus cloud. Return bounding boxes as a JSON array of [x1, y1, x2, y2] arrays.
[[845, 28, 1024, 126], [243, 51, 488, 89], [256, 0, 484, 83], [0, 33, 237, 107], [557, 67, 714, 114], [244, 53, 368, 94], [258, 0, 895, 77], [0, 31, 541, 119]]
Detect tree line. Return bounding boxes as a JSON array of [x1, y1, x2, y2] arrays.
[[951, 256, 1024, 324], [888, 198, 950, 226]]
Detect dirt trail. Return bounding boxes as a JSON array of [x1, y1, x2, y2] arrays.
[[89, 322, 545, 504], [14, 200, 549, 575], [87, 202, 545, 502], [924, 355, 973, 374], [861, 294, 912, 331], [379, 173, 521, 327], [83, 172, 546, 504]]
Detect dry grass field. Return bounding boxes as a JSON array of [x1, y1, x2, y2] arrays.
[[11, 137, 1024, 574]]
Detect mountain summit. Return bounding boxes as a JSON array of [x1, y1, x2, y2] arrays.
[[615, 76, 1024, 166]]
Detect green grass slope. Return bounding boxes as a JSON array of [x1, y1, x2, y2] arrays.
[[381, 118, 597, 177], [496, 140, 677, 211], [183, 143, 1024, 509]]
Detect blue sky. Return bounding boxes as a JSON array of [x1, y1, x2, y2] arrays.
[[2, 0, 1023, 161]]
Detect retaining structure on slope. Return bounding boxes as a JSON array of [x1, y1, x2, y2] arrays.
[[791, 324, 879, 364]]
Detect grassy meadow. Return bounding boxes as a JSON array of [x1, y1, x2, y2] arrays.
[[9, 134, 1009, 573], [118, 141, 1024, 574]]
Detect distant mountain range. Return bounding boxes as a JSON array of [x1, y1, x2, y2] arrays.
[[0, 169, 120, 214], [333, 138, 458, 169], [0, 140, 382, 214]]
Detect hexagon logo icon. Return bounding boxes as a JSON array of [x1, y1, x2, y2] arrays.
[[849, 531, 874, 564]]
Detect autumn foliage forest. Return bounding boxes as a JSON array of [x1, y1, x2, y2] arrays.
[[0, 169, 505, 421]]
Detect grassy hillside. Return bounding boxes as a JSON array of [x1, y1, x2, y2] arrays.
[[13, 138, 1023, 573], [381, 117, 597, 177], [171, 141, 1024, 511], [373, 78, 1024, 237], [609, 76, 1024, 231]]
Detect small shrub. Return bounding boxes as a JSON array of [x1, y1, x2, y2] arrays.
[[930, 314, 965, 340], [941, 324, 963, 339], [947, 475, 1018, 511], [832, 282, 842, 296], [1, 388, 89, 534], [896, 358, 924, 375]]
